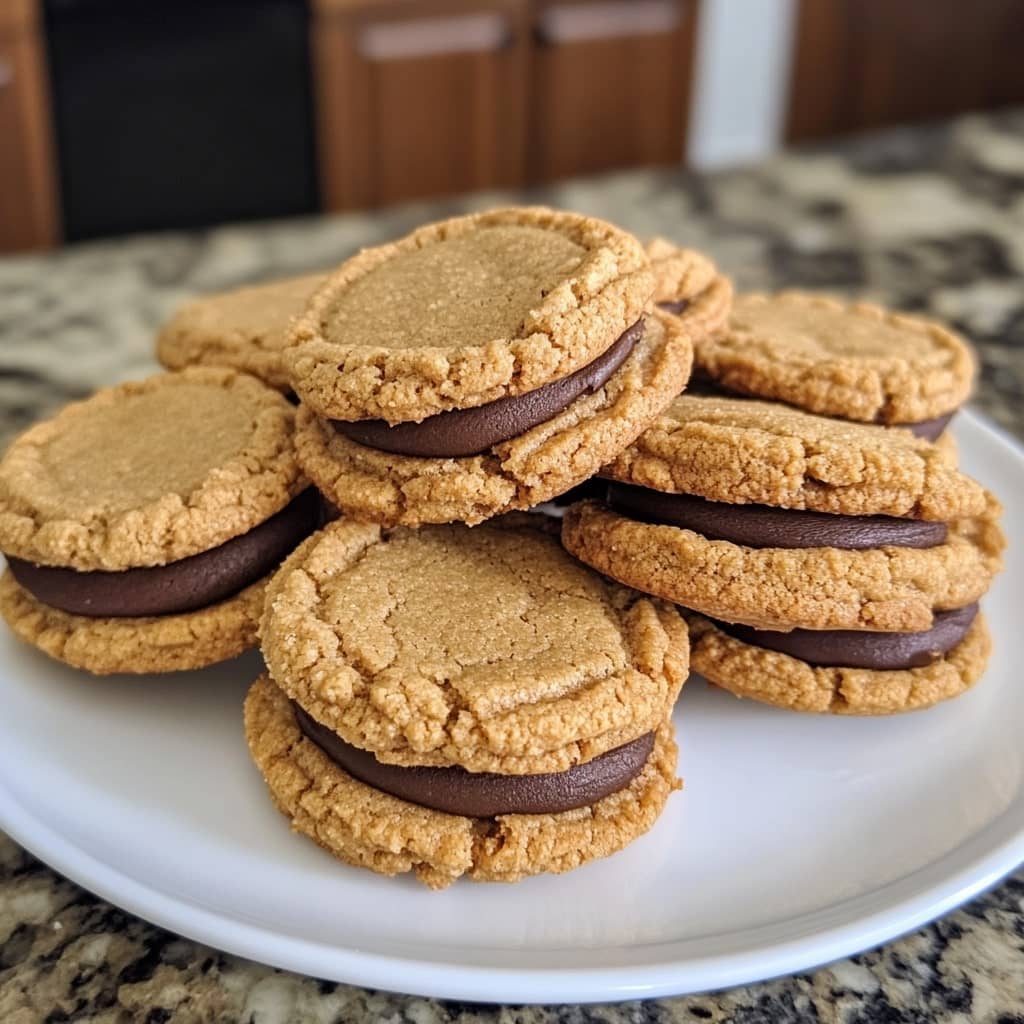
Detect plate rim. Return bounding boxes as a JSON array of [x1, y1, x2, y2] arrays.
[[1, 406, 1021, 1004]]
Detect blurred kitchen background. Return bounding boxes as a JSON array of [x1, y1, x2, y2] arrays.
[[2, 0, 1022, 253]]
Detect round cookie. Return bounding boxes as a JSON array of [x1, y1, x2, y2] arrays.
[[602, 394, 986, 521], [245, 674, 680, 889], [157, 273, 325, 391], [0, 368, 315, 673], [561, 498, 1004, 632], [0, 367, 305, 570], [286, 207, 654, 422], [0, 572, 265, 675], [260, 514, 689, 774], [687, 612, 991, 715], [295, 309, 693, 526], [645, 238, 733, 341], [697, 292, 975, 425]]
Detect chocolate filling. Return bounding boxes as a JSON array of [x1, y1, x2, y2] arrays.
[[711, 603, 978, 670], [606, 482, 948, 549], [333, 320, 644, 458], [658, 298, 689, 315], [7, 488, 320, 618], [898, 411, 955, 442], [294, 702, 655, 817]]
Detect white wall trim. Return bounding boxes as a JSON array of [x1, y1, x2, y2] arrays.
[[687, 0, 798, 170]]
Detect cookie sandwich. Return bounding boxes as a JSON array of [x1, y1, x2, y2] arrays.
[[157, 272, 325, 391], [696, 292, 974, 440], [287, 207, 693, 526], [645, 237, 733, 342], [247, 515, 687, 888], [562, 394, 1005, 714], [0, 368, 318, 674]]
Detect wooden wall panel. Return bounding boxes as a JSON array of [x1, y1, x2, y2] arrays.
[[787, 0, 1024, 143]]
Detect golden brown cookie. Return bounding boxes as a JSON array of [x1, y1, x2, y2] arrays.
[[697, 292, 975, 424], [687, 612, 991, 714], [602, 394, 986, 521], [561, 498, 1004, 632], [157, 273, 325, 391], [286, 207, 654, 422], [295, 309, 693, 526], [0, 571, 265, 675], [645, 238, 733, 341], [260, 514, 689, 774], [0, 368, 317, 674], [0, 367, 305, 570], [245, 673, 680, 889]]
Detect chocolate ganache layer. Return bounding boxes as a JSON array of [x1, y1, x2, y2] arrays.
[[711, 603, 979, 670], [334, 320, 644, 458], [7, 488, 320, 618], [294, 702, 655, 816], [606, 482, 948, 550]]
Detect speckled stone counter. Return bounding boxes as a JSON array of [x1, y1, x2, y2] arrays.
[[1, 110, 1024, 1023]]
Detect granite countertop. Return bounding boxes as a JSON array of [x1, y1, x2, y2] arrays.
[[2, 109, 1024, 1023]]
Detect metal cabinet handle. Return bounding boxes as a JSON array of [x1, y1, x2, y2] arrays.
[[535, 0, 681, 46], [358, 13, 512, 61]]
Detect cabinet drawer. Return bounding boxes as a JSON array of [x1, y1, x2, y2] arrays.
[[314, 0, 530, 209], [529, 0, 697, 181]]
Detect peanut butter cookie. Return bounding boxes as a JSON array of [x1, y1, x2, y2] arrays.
[[697, 292, 974, 427], [157, 273, 325, 391]]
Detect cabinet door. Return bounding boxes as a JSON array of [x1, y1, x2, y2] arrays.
[[529, 0, 697, 182], [313, 0, 530, 210], [0, 0, 58, 252]]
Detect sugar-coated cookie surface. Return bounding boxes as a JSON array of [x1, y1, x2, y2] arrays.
[[561, 498, 1004, 632], [687, 612, 991, 714], [245, 674, 680, 889], [260, 515, 689, 774], [157, 273, 325, 390], [698, 292, 974, 423], [286, 207, 654, 422], [602, 394, 986, 520], [0, 367, 304, 571], [294, 311, 693, 526]]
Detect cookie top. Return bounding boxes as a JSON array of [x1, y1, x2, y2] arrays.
[[286, 207, 653, 422], [646, 238, 718, 303], [260, 514, 688, 774], [157, 273, 325, 391], [697, 292, 975, 423], [603, 394, 986, 521], [0, 368, 304, 570]]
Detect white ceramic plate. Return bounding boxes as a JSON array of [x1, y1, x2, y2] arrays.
[[0, 408, 1020, 1004]]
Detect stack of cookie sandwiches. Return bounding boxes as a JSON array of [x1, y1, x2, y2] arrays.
[[0, 368, 319, 674], [235, 209, 708, 885], [248, 516, 687, 888], [563, 357, 1005, 715], [284, 208, 695, 524]]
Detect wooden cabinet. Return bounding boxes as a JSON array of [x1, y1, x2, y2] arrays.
[[787, 0, 1024, 142], [529, 0, 696, 181], [312, 0, 697, 211], [312, 0, 531, 209], [0, 0, 58, 253]]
